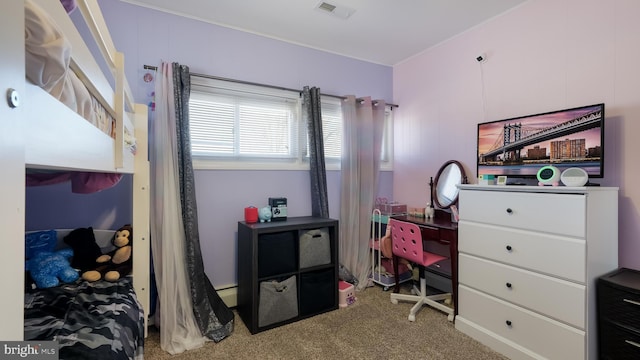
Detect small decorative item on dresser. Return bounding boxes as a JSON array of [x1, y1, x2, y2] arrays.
[[381, 202, 407, 216], [409, 207, 425, 218], [560, 167, 589, 187], [536, 165, 560, 186], [478, 174, 496, 185], [425, 205, 435, 219]]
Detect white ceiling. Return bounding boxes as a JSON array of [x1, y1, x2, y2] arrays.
[[121, 0, 528, 66]]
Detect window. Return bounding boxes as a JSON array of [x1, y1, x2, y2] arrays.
[[313, 97, 342, 161], [190, 77, 301, 169], [380, 108, 394, 169], [189, 76, 393, 170]]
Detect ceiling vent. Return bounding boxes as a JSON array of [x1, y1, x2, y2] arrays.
[[315, 1, 355, 20]]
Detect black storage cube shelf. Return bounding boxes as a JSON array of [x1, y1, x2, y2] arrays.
[[237, 216, 339, 334], [258, 231, 297, 278]]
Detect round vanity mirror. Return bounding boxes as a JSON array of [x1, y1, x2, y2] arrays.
[[432, 160, 467, 209]]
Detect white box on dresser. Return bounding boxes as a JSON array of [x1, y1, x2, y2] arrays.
[[455, 184, 618, 360]]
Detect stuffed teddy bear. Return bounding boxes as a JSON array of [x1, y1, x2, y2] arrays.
[[82, 224, 133, 282], [25, 248, 79, 288]]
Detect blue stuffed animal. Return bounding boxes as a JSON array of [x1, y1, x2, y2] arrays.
[[25, 248, 79, 288]]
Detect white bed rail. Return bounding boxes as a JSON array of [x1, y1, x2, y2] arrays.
[[75, 0, 135, 111], [27, 0, 139, 173], [76, 0, 136, 169]]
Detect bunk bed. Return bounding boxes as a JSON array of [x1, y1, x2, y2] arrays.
[[1, 0, 150, 358]]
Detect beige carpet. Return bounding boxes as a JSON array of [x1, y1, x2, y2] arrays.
[[144, 284, 508, 360]]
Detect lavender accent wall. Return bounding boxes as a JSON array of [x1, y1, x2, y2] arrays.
[[96, 1, 392, 104], [393, 0, 640, 270], [26, 1, 393, 288], [26, 175, 133, 230]]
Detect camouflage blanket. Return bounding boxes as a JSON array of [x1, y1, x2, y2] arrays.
[[24, 276, 144, 360]]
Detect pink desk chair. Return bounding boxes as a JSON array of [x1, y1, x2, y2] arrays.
[[389, 218, 454, 322]]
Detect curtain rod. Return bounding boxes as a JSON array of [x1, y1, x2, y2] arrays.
[[144, 65, 397, 108]]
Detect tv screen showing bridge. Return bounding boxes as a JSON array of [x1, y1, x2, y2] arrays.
[[477, 105, 603, 176]]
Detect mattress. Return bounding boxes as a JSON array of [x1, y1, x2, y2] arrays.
[[24, 276, 144, 360]]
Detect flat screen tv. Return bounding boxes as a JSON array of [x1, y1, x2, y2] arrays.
[[477, 103, 605, 180]]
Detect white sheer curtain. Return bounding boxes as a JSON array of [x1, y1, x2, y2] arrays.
[[339, 96, 386, 290], [150, 62, 207, 354]]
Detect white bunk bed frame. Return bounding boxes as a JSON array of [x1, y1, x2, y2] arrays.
[[0, 0, 149, 340], [26, 0, 141, 172]]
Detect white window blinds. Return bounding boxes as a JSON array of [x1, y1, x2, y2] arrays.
[[190, 81, 300, 160], [188, 75, 393, 170]]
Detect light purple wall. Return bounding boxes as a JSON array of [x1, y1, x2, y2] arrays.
[[393, 0, 640, 270], [96, 1, 392, 105], [26, 175, 133, 230], [26, 1, 393, 288]]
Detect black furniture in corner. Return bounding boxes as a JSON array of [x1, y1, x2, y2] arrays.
[[237, 216, 339, 334], [597, 267, 640, 360]]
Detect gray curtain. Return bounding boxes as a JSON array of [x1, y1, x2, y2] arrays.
[[303, 86, 329, 218], [172, 63, 234, 341]]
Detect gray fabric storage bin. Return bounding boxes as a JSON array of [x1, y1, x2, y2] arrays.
[[258, 275, 298, 327], [299, 227, 331, 268]]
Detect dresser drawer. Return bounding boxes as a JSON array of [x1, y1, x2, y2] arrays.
[[459, 190, 586, 238], [598, 277, 640, 331], [459, 222, 585, 282], [458, 285, 585, 360], [599, 320, 640, 360], [459, 254, 585, 328]]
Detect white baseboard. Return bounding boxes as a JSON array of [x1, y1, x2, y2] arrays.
[[217, 286, 237, 308]]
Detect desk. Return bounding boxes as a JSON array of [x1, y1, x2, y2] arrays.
[[391, 210, 458, 317]]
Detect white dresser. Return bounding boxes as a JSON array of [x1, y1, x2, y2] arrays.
[[455, 185, 618, 360]]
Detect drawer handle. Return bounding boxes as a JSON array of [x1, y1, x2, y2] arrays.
[[506, 208, 513, 214], [506, 245, 512, 251], [505, 320, 512, 327], [625, 340, 640, 349], [506, 282, 512, 289], [623, 298, 640, 307]]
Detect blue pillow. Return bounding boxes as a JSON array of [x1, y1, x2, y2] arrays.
[[25, 230, 57, 259]]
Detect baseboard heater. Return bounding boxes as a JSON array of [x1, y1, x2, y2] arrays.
[[217, 286, 238, 308]]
